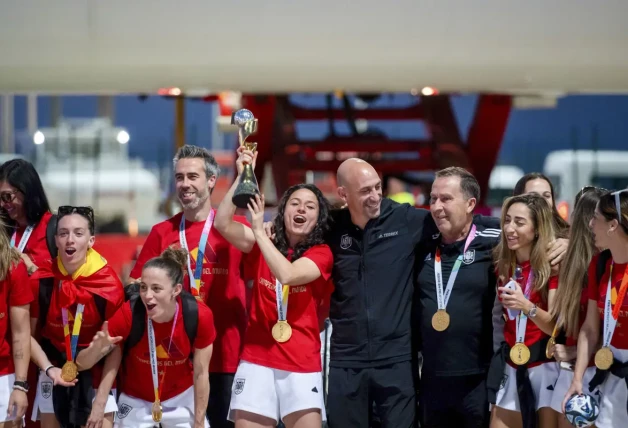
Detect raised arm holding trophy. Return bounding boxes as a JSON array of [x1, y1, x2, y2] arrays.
[[231, 108, 260, 209]]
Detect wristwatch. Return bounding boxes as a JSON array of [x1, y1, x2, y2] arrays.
[[13, 380, 29, 393], [527, 304, 538, 318]]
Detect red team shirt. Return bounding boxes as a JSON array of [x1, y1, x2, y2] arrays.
[[241, 244, 333, 373], [499, 261, 558, 368], [107, 298, 216, 402], [12, 212, 54, 297], [130, 211, 249, 373], [588, 254, 628, 350], [0, 261, 33, 376]]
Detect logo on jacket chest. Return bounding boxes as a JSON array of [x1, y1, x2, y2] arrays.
[[340, 234, 352, 250], [462, 250, 475, 265]]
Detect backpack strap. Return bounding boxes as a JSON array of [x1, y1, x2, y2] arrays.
[[94, 295, 108, 323], [596, 249, 612, 284], [45, 214, 58, 259], [124, 292, 198, 359], [124, 296, 147, 354], [180, 292, 199, 357], [37, 277, 55, 329]]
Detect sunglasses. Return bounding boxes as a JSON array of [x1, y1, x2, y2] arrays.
[[0, 191, 18, 204], [57, 205, 95, 225], [610, 189, 628, 222], [580, 186, 609, 194]]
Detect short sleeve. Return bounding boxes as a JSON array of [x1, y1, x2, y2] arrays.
[[106, 302, 133, 342], [587, 255, 600, 301], [194, 301, 216, 349], [129, 226, 164, 279], [406, 206, 435, 246], [302, 245, 333, 282], [548, 275, 559, 290], [9, 261, 34, 307]]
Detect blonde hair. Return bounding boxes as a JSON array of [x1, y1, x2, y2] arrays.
[[493, 194, 555, 302], [552, 188, 605, 337], [0, 219, 22, 281]]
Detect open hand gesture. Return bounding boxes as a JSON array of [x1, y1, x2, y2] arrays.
[[247, 194, 266, 234], [89, 321, 123, 353]]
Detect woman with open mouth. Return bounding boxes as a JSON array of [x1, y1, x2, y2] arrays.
[[488, 193, 560, 428], [215, 146, 334, 428], [28, 205, 125, 428], [75, 246, 216, 428]]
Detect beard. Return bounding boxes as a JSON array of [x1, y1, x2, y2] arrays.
[[180, 189, 210, 210]]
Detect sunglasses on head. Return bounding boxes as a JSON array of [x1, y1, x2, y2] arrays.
[[57, 205, 95, 223], [610, 189, 628, 222], [580, 185, 609, 194], [0, 191, 18, 204]]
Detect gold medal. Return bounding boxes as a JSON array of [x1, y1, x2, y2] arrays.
[[510, 343, 531, 365], [546, 337, 556, 359], [61, 361, 78, 382], [594, 346, 614, 370], [152, 400, 163, 423], [431, 310, 450, 332], [271, 320, 292, 343]]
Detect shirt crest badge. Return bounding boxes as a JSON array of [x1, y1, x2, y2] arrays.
[[462, 249, 475, 265]]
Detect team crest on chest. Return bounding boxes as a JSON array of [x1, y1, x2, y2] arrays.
[[462, 249, 475, 265], [340, 234, 352, 250]]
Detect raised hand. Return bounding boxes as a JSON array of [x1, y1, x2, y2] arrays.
[[89, 321, 123, 353]]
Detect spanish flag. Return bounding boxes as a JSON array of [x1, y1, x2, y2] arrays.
[[53, 248, 124, 310]]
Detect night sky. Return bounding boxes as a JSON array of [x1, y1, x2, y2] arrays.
[[10, 93, 628, 173]]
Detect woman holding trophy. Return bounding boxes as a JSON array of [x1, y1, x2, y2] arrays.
[[215, 132, 334, 428]]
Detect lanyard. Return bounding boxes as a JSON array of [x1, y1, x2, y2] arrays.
[[147, 301, 180, 405], [515, 270, 534, 344], [11, 225, 34, 253], [602, 263, 628, 349], [179, 211, 214, 297], [60, 281, 85, 363], [275, 279, 289, 322], [434, 224, 477, 311]]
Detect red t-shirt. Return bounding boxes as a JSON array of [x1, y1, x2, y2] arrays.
[[107, 298, 216, 402], [130, 211, 248, 373], [0, 261, 33, 376], [499, 261, 558, 367], [13, 212, 54, 310], [240, 244, 334, 373], [587, 254, 628, 350]]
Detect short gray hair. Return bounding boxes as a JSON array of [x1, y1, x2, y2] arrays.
[[435, 166, 480, 201], [173, 145, 220, 179]]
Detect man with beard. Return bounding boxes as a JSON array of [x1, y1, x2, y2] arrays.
[[129, 145, 248, 428]]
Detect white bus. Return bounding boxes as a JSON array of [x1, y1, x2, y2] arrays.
[[543, 150, 628, 220]]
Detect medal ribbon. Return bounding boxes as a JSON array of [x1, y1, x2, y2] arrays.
[[147, 301, 180, 404], [601, 263, 628, 349], [11, 225, 34, 253], [434, 224, 477, 310], [60, 282, 85, 363], [515, 269, 535, 344], [275, 279, 289, 322], [179, 210, 215, 297]]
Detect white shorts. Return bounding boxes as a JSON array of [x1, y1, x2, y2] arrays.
[[31, 370, 118, 421], [0, 373, 22, 423], [590, 347, 628, 428], [115, 386, 208, 428], [495, 362, 559, 412], [228, 360, 326, 424], [549, 364, 596, 414]]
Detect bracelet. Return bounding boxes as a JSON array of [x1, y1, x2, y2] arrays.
[[44, 365, 55, 378]]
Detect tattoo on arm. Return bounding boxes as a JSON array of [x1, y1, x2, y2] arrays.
[[13, 347, 24, 360]]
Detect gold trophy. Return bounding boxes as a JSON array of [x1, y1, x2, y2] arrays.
[[231, 109, 260, 209]]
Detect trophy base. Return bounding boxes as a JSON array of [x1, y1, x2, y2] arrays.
[[232, 182, 260, 209]]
